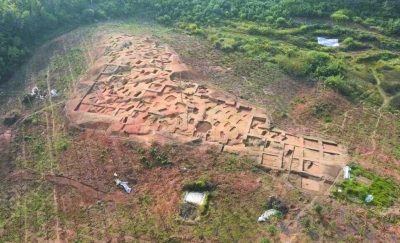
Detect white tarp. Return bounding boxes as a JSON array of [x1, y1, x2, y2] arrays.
[[50, 89, 58, 98], [343, 166, 351, 179], [258, 209, 279, 222], [184, 192, 205, 205], [115, 179, 132, 194], [31, 86, 39, 96], [317, 37, 339, 47]]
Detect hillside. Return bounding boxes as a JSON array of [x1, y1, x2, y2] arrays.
[[0, 1, 399, 243]]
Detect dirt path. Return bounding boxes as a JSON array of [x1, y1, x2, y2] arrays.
[[45, 68, 62, 242], [369, 69, 393, 154]]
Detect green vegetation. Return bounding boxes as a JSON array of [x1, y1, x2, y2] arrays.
[[2, 0, 400, 85], [267, 225, 277, 236], [260, 238, 271, 243], [332, 163, 399, 207], [2, 109, 20, 126], [183, 178, 212, 192]]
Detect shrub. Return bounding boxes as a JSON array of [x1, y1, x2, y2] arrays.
[[199, 192, 211, 215], [265, 16, 274, 23], [324, 75, 347, 91], [355, 33, 379, 42], [312, 103, 333, 122], [265, 196, 288, 214], [276, 17, 286, 26], [364, 18, 376, 25], [260, 238, 271, 243], [268, 225, 277, 236], [352, 16, 362, 23], [344, 40, 370, 51], [356, 51, 398, 63], [22, 93, 34, 105], [275, 54, 309, 77], [343, 37, 354, 45], [384, 18, 400, 36], [3, 109, 20, 126], [380, 81, 400, 96], [183, 179, 211, 191], [219, 38, 239, 52], [248, 26, 274, 36], [331, 10, 350, 22], [389, 95, 400, 110], [313, 205, 323, 214], [306, 51, 330, 71]]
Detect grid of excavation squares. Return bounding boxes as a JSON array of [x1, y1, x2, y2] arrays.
[[260, 135, 345, 182], [75, 34, 270, 145], [71, 34, 347, 192]]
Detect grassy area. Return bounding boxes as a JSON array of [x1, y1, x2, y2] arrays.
[[176, 19, 400, 111], [332, 163, 399, 207]]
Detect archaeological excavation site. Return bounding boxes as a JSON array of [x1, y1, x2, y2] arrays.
[[3, 2, 400, 241], [66, 34, 348, 194]]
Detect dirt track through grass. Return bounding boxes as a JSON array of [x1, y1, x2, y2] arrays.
[[369, 68, 392, 155]]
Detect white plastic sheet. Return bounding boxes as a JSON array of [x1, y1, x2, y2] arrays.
[[317, 37, 339, 47], [184, 192, 206, 205], [258, 209, 279, 222], [115, 179, 132, 194], [51, 89, 58, 98], [343, 166, 351, 179]]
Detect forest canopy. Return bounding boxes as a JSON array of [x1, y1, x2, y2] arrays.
[[1, 0, 400, 82]]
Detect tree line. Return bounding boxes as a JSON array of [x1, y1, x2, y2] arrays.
[[1, 0, 400, 83]]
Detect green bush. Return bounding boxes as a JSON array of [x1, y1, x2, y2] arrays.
[[313, 205, 323, 214], [248, 26, 274, 36], [276, 17, 286, 26], [199, 192, 210, 215], [3, 109, 20, 126], [314, 61, 343, 77], [311, 103, 332, 122], [300, 25, 308, 31], [22, 93, 35, 105], [219, 38, 239, 52], [357, 51, 398, 63], [380, 81, 400, 96], [275, 54, 309, 77], [344, 40, 370, 51], [324, 75, 344, 90], [267, 225, 277, 236], [389, 95, 400, 110], [306, 51, 330, 71], [260, 238, 271, 243], [355, 33, 379, 42], [183, 179, 211, 191], [384, 18, 400, 36], [331, 10, 350, 22], [352, 16, 362, 23], [265, 16, 274, 23], [343, 37, 354, 45]]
